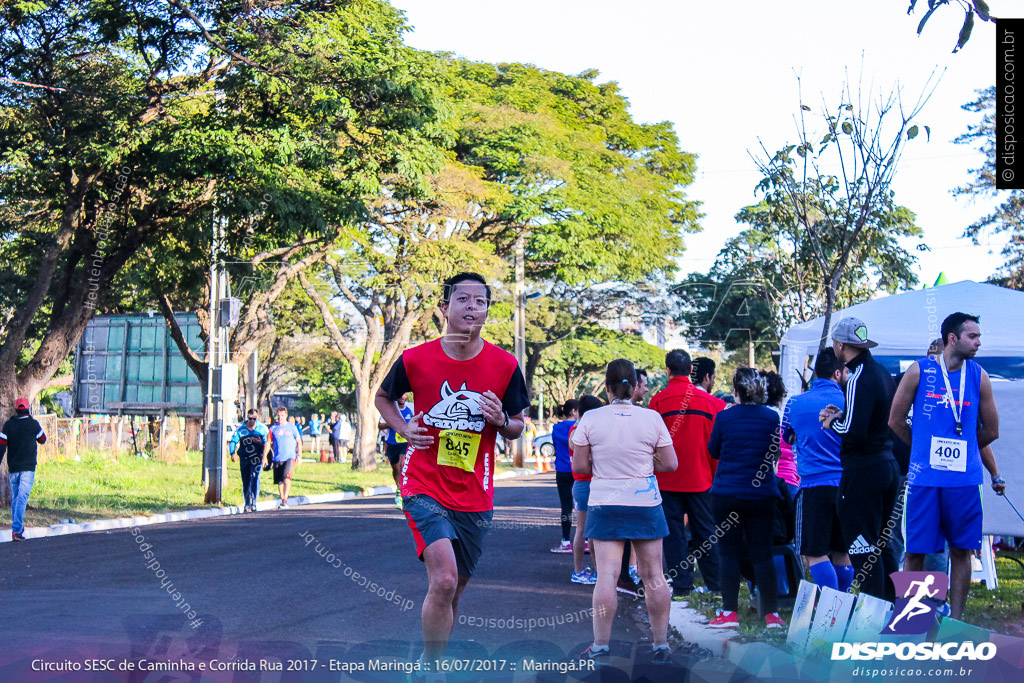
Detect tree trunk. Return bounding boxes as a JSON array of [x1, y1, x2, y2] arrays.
[[0, 375, 16, 506], [819, 275, 840, 353], [351, 385, 379, 471]]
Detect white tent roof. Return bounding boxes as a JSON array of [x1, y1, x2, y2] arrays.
[[779, 281, 1024, 394], [779, 281, 1024, 536], [782, 280, 1023, 356]]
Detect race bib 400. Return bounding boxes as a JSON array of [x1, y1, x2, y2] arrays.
[[929, 435, 967, 473], [437, 430, 481, 472]]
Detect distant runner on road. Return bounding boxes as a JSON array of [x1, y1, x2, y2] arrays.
[[263, 406, 302, 509], [375, 272, 529, 665], [379, 393, 414, 509]]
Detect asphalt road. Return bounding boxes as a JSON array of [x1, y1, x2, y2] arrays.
[[0, 473, 755, 682]]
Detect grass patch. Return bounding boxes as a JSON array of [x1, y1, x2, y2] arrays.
[[963, 554, 1024, 635], [681, 554, 1024, 645]]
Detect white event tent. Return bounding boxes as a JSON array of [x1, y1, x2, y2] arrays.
[[779, 280, 1024, 539]]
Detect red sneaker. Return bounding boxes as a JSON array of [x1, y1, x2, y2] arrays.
[[765, 612, 787, 630], [708, 610, 738, 629]]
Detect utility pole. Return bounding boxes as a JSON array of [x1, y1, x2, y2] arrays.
[[203, 214, 239, 504], [246, 352, 258, 413], [513, 234, 526, 468]]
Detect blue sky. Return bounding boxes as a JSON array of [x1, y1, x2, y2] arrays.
[[393, 0, 1016, 287]]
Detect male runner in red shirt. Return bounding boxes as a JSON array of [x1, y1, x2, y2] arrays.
[[376, 272, 529, 662]]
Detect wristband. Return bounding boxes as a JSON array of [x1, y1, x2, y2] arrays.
[[993, 475, 1005, 485], [501, 411, 510, 429]]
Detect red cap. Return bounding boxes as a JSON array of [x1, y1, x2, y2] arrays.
[[15, 398, 29, 410]]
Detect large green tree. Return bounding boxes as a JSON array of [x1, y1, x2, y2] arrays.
[[109, 0, 451, 395], [1, 0, 228, 503], [300, 58, 701, 469], [953, 86, 1024, 289]]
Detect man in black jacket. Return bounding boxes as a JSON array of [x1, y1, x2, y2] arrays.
[[0, 398, 48, 541], [820, 318, 900, 601]]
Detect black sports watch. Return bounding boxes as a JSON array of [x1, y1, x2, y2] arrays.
[[501, 411, 510, 429]]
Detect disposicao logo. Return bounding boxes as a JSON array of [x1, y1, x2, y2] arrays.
[[831, 571, 997, 663], [884, 571, 947, 635]]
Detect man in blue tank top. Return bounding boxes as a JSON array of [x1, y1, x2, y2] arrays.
[[889, 312, 1001, 620]]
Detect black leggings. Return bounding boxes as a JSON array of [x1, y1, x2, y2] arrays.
[[713, 494, 778, 614], [556, 471, 574, 541]]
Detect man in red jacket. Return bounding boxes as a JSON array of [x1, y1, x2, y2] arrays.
[[649, 350, 725, 599]]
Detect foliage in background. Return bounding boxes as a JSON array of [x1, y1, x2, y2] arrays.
[[748, 77, 930, 350], [953, 86, 1024, 290], [907, 0, 994, 53]]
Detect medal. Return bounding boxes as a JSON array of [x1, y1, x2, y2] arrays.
[[938, 353, 967, 439]]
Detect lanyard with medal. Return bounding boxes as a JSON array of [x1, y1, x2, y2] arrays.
[[938, 353, 967, 436]]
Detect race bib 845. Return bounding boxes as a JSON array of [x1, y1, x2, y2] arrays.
[[437, 430, 481, 472]]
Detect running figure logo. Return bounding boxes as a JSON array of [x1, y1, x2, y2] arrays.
[[882, 571, 949, 634], [422, 381, 487, 433]]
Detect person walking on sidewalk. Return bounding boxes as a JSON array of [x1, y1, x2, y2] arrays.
[[375, 272, 529, 665], [263, 406, 302, 508], [0, 398, 47, 541], [229, 409, 269, 512], [572, 359, 678, 665]]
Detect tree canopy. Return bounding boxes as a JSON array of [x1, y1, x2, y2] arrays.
[[953, 86, 1024, 289]]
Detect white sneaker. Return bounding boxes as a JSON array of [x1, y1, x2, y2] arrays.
[[279, 502, 289, 509]]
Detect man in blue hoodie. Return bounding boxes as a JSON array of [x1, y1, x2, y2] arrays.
[[783, 348, 853, 592]]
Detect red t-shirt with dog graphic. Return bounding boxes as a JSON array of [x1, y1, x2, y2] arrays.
[[380, 339, 530, 511]]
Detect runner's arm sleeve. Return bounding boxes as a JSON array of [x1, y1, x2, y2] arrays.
[[35, 421, 47, 444], [501, 367, 530, 416], [830, 365, 868, 437], [0, 430, 6, 463], [379, 356, 412, 400]]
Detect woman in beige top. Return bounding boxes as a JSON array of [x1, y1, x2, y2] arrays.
[[570, 358, 678, 664]]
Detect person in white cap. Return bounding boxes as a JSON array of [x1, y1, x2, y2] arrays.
[[819, 317, 900, 601], [0, 398, 47, 541]]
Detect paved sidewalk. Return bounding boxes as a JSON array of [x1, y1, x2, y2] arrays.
[[1, 467, 540, 543]]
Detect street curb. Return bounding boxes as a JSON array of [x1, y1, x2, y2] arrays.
[[2, 467, 543, 543], [669, 601, 797, 677]]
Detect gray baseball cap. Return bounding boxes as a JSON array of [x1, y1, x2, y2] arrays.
[[831, 317, 878, 349]]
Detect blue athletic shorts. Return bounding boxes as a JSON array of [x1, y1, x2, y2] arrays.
[[905, 484, 983, 554]]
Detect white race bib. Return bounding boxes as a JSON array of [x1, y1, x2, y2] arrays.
[[929, 435, 968, 473]]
